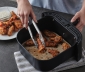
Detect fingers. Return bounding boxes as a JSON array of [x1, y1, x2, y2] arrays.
[[76, 22, 83, 32], [71, 12, 84, 32], [17, 10, 24, 24], [71, 12, 80, 22], [20, 15, 24, 24], [24, 13, 29, 29], [17, 9, 37, 29], [17, 11, 29, 28]]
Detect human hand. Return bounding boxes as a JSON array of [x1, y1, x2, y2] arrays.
[[17, 0, 37, 28], [71, 8, 85, 32]]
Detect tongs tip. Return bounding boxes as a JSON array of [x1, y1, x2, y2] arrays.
[[28, 19, 45, 48]]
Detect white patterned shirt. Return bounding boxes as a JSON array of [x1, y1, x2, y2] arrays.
[[29, 0, 83, 14]]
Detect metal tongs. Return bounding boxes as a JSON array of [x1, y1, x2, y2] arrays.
[[28, 19, 45, 48]]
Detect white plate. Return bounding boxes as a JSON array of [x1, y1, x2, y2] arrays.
[[0, 6, 18, 40]]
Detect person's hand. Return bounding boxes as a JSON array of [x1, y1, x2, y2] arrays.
[[71, 8, 85, 32], [17, 0, 37, 28]]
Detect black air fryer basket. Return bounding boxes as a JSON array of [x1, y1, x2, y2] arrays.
[[17, 12, 82, 71]]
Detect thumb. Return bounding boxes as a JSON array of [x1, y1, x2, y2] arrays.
[[30, 10, 37, 23], [71, 12, 80, 22]]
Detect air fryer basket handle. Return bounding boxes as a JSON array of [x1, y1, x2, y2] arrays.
[[71, 18, 80, 26], [42, 11, 79, 26]]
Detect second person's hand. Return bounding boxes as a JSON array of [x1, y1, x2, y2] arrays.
[[71, 0, 85, 32], [16, 0, 37, 28]]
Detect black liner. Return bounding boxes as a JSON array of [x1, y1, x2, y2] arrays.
[[17, 12, 82, 71]]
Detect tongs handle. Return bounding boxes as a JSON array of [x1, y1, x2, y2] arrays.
[[32, 20, 41, 35]]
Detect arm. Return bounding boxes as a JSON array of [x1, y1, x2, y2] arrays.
[[16, 0, 37, 28], [71, 0, 85, 32]]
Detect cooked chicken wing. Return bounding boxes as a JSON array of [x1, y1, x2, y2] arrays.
[[0, 11, 23, 36]]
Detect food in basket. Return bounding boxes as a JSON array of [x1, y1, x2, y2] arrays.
[[23, 30, 70, 60], [45, 40, 57, 47], [23, 39, 34, 46], [62, 42, 70, 50], [45, 35, 63, 47], [50, 35, 63, 43], [37, 38, 46, 53], [26, 46, 60, 60], [0, 11, 23, 36], [48, 49, 59, 57], [43, 30, 56, 37]]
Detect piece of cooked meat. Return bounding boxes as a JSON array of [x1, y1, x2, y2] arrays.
[[45, 41, 57, 47], [50, 36, 63, 43], [0, 11, 23, 36], [9, 11, 19, 22], [37, 38, 46, 53], [23, 39, 34, 46], [0, 23, 8, 35], [48, 49, 59, 57], [36, 33, 39, 38], [0, 27, 7, 35], [62, 42, 70, 50], [14, 27, 19, 32], [3, 21, 13, 27], [13, 20, 22, 29], [43, 30, 56, 37], [7, 25, 14, 36], [36, 33, 47, 41]]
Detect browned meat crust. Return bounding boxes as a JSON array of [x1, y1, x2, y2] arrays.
[[0, 23, 8, 35], [24, 39, 34, 46], [43, 30, 56, 37], [9, 11, 19, 22], [0, 11, 23, 36], [62, 42, 70, 50], [50, 36, 63, 43], [45, 41, 57, 47], [37, 38, 46, 53], [7, 25, 14, 36], [13, 20, 22, 29]]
